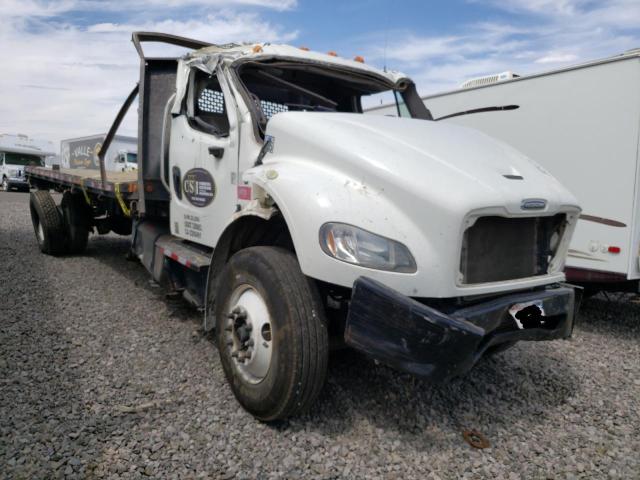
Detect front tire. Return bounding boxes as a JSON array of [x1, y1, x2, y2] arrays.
[[29, 190, 66, 255], [215, 246, 329, 421]]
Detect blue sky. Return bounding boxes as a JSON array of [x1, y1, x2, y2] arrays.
[[1, 0, 639, 146]]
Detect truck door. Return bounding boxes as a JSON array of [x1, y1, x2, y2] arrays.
[[169, 67, 239, 248]]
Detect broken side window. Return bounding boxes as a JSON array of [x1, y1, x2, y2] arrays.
[[190, 70, 230, 137]]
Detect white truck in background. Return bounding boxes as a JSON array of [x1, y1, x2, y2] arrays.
[[0, 134, 56, 192], [61, 134, 137, 172], [27, 32, 581, 421], [368, 49, 640, 295]]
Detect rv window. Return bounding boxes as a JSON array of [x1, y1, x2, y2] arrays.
[[191, 71, 230, 137]]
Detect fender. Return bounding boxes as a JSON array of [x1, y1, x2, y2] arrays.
[[203, 205, 279, 330], [242, 159, 436, 296]]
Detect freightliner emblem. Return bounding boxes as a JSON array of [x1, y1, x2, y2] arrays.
[[521, 198, 547, 210]]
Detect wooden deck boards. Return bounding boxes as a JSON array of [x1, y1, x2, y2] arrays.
[[26, 166, 138, 195], [58, 168, 137, 183]]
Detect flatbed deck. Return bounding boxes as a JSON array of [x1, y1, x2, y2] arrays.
[[26, 166, 138, 198]]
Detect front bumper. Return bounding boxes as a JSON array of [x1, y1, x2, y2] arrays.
[[345, 277, 575, 381], [7, 178, 29, 189]]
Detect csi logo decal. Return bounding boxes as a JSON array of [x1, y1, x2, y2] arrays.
[[182, 168, 216, 208], [520, 198, 547, 210]]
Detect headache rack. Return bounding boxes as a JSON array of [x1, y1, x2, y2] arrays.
[[460, 214, 566, 284]]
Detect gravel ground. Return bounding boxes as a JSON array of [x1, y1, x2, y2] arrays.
[[1, 190, 639, 479]]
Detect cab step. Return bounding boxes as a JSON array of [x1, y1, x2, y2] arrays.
[[155, 235, 212, 271]]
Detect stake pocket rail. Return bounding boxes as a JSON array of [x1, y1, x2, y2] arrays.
[[25, 166, 138, 197]]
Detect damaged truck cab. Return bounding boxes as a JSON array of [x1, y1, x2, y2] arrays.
[[26, 33, 580, 421]]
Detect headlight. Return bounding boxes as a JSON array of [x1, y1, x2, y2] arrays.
[[319, 223, 417, 273], [9, 169, 19, 177]]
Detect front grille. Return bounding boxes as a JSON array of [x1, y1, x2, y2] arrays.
[[460, 214, 565, 284]]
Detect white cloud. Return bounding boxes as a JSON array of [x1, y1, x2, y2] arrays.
[[0, 0, 76, 18], [360, 1, 640, 96], [0, 10, 297, 148], [535, 52, 579, 63], [0, 0, 297, 17], [478, 0, 590, 16]]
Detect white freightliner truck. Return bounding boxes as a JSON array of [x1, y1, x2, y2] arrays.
[[26, 33, 580, 421]]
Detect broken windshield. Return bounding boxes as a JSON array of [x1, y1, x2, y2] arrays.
[[235, 60, 430, 136]]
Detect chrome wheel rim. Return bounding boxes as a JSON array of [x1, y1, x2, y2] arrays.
[[223, 285, 273, 384]]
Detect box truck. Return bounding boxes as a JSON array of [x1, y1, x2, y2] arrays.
[[61, 134, 137, 172], [26, 32, 580, 421]]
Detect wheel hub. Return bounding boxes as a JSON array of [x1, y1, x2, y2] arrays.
[[224, 286, 273, 384]]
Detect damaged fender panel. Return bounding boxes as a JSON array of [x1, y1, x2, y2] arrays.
[[345, 276, 575, 381]]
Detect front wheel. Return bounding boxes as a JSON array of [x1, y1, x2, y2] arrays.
[[215, 246, 329, 421]]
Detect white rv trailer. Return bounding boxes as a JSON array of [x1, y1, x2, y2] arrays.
[[0, 134, 56, 191], [368, 49, 640, 292], [61, 134, 137, 173]]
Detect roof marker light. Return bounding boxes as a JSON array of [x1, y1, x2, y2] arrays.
[[327, 51, 338, 57], [252, 45, 263, 53], [299, 46, 310, 51], [354, 55, 365, 63]]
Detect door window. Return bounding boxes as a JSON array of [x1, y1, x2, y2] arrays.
[[190, 71, 230, 137]]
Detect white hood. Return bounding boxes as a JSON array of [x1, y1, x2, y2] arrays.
[[251, 112, 579, 297], [266, 112, 576, 216]]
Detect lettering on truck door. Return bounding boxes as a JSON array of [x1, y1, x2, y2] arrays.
[[169, 67, 240, 248]]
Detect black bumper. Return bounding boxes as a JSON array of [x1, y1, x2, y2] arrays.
[[345, 277, 575, 382], [7, 179, 29, 189]]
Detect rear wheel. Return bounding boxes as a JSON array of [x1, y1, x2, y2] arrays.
[[60, 192, 90, 254], [29, 190, 66, 255], [215, 246, 329, 421]]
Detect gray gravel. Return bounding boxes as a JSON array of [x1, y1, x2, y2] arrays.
[[1, 190, 639, 479]]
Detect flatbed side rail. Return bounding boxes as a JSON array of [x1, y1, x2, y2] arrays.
[[25, 166, 137, 198]]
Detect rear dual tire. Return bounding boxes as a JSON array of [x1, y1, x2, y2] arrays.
[[29, 191, 90, 255], [60, 192, 90, 253], [215, 246, 329, 422], [30, 190, 66, 255]]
